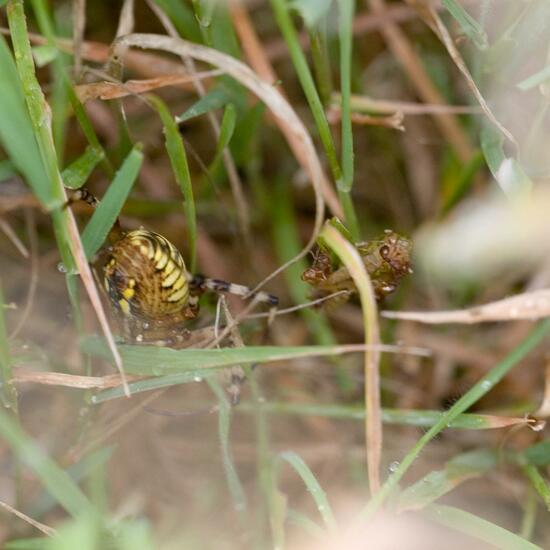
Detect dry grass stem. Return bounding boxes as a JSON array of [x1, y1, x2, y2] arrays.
[[420, 4, 518, 150], [75, 71, 223, 102], [383, 289, 550, 324], [0, 500, 57, 537]]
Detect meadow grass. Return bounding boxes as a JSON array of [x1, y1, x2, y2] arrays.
[[0, 0, 549, 548]]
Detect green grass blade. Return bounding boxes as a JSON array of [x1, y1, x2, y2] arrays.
[[398, 449, 497, 511], [235, 401, 530, 430], [81, 144, 143, 260], [62, 146, 105, 190], [153, 0, 202, 42], [176, 85, 231, 123], [0, 280, 17, 411], [91, 370, 216, 403], [517, 63, 550, 91], [441, 0, 488, 49], [522, 441, 550, 466], [358, 319, 550, 519], [269, 0, 340, 183], [277, 451, 337, 532], [0, 35, 51, 207], [150, 96, 197, 271], [29, 446, 115, 518], [424, 504, 542, 550], [0, 408, 95, 519], [522, 465, 550, 511], [339, 0, 355, 194], [207, 379, 247, 513], [208, 103, 236, 174], [81, 337, 397, 375]]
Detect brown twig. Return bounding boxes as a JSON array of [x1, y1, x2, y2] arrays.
[[75, 70, 223, 102]]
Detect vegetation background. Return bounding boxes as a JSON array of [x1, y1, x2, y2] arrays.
[[0, 0, 550, 548]]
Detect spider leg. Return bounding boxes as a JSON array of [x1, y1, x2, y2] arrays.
[[190, 274, 279, 306]]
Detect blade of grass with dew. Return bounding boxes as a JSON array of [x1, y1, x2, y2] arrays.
[[81, 336, 409, 375], [397, 448, 497, 512], [424, 504, 542, 550], [276, 451, 337, 533], [522, 465, 550, 512], [0, 407, 96, 519], [207, 379, 247, 514], [0, 280, 17, 412], [235, 401, 533, 430], [62, 145, 105, 190], [356, 318, 550, 520], [150, 96, 197, 271], [441, 0, 488, 49], [320, 222, 381, 492], [270, 0, 359, 237], [91, 369, 218, 403], [81, 144, 143, 261]]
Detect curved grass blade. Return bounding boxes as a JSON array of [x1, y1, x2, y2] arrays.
[[277, 451, 337, 533], [150, 95, 197, 271], [424, 504, 541, 550], [320, 222, 381, 493], [81, 144, 143, 261]]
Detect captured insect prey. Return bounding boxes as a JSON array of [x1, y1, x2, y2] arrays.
[[302, 224, 413, 307]]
